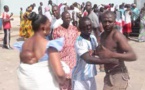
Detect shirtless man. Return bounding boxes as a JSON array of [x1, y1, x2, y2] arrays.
[[97, 11, 137, 90]]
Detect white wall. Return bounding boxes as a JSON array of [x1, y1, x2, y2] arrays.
[[0, 0, 135, 16]]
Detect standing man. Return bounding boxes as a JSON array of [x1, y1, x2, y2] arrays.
[[131, 4, 140, 26], [85, 1, 101, 41], [51, 5, 63, 30], [48, 5, 63, 40], [46, 0, 53, 15], [98, 11, 137, 90], [38, 2, 43, 15], [2, 5, 13, 49], [52, 11, 79, 90], [85, 1, 104, 71]]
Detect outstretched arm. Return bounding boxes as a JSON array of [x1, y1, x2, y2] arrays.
[[81, 51, 118, 64]]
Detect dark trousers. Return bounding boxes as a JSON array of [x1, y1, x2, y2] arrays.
[[3, 29, 11, 47]]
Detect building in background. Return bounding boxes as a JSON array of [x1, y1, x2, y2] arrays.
[[1, 0, 143, 16]]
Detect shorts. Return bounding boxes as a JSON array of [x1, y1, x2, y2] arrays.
[[103, 72, 129, 90]]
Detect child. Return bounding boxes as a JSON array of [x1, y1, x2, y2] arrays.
[[2, 5, 13, 49], [72, 17, 117, 90]]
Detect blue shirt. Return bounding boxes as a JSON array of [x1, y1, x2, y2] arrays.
[[14, 38, 64, 62]]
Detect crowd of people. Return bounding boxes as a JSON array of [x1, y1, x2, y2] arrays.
[[2, 0, 145, 90]]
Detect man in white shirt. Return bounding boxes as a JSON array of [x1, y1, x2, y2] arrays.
[[72, 17, 116, 90], [49, 5, 63, 40], [32, 3, 38, 14]]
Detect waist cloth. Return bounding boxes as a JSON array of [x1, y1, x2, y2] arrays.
[[17, 61, 69, 90]]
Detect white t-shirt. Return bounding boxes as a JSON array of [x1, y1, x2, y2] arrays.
[[44, 11, 52, 22], [72, 35, 98, 81], [51, 18, 63, 30], [73, 7, 81, 21], [33, 7, 38, 14]]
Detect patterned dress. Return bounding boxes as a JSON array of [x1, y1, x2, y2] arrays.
[[19, 11, 34, 39], [53, 25, 79, 78]]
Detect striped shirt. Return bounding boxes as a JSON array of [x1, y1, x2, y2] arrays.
[[72, 35, 98, 81]]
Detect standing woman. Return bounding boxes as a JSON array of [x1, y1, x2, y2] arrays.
[[14, 12, 67, 90], [19, 5, 33, 40], [123, 5, 132, 39], [138, 8, 145, 42]]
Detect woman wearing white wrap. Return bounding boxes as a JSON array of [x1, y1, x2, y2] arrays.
[[14, 12, 70, 90]]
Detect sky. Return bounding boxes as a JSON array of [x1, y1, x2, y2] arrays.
[[0, 0, 143, 16]]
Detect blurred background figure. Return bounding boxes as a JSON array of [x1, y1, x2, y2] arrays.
[[138, 7, 145, 42], [2, 5, 13, 49], [20, 7, 23, 24]]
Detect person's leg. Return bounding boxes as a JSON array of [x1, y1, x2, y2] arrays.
[[3, 29, 11, 49], [8, 29, 12, 48], [6, 29, 10, 48], [103, 73, 129, 90], [103, 74, 113, 90], [3, 29, 7, 47]]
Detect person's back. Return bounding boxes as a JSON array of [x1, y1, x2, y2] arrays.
[[21, 35, 48, 63], [20, 50, 37, 64], [14, 12, 67, 90]]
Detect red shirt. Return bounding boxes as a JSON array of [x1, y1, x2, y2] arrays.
[[2, 12, 11, 29]]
